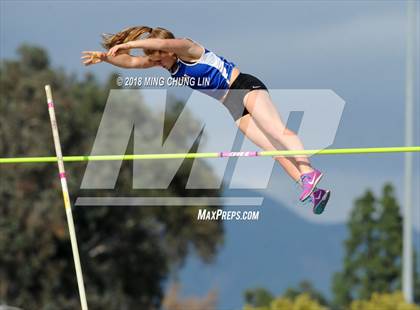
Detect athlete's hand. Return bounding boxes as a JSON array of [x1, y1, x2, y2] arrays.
[[107, 43, 131, 57], [81, 51, 106, 66]]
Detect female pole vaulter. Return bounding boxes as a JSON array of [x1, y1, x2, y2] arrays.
[[81, 26, 331, 214]]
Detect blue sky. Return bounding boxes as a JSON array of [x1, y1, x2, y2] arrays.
[[1, 0, 419, 308]]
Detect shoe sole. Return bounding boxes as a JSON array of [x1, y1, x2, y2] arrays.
[[300, 173, 323, 202], [313, 190, 331, 215]]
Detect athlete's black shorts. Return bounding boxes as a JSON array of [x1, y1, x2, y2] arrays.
[[222, 72, 269, 121]]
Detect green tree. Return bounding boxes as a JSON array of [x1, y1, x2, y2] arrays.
[[0, 45, 225, 309], [415, 252, 420, 304], [332, 189, 377, 307], [350, 292, 420, 310], [283, 280, 329, 306], [375, 184, 403, 292], [244, 293, 327, 310], [244, 287, 274, 308], [243, 280, 328, 308], [332, 183, 420, 308]]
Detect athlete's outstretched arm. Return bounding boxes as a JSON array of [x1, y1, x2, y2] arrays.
[[82, 51, 158, 69], [107, 38, 199, 58]]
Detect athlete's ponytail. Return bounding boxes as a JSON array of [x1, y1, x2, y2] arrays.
[[101, 26, 175, 52]]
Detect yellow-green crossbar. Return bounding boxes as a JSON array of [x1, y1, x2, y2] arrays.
[[0, 146, 419, 164]]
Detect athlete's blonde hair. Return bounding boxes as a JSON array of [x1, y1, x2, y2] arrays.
[[101, 26, 175, 55]]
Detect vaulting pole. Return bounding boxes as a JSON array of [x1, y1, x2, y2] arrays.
[[45, 85, 88, 310]]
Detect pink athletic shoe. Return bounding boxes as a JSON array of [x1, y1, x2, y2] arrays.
[[299, 169, 323, 202], [309, 188, 331, 215]]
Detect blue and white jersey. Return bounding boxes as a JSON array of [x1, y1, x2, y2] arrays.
[[169, 38, 236, 100]]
